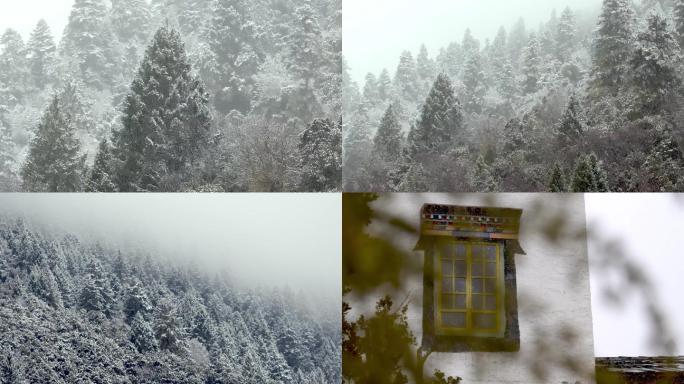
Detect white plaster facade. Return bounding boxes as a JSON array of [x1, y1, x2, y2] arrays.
[[368, 193, 596, 384]]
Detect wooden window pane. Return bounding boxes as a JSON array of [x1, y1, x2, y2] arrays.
[[472, 245, 483, 260], [484, 278, 497, 294], [454, 260, 467, 277], [472, 278, 483, 293], [472, 295, 484, 310], [442, 312, 466, 328], [442, 278, 453, 293], [484, 295, 496, 310], [472, 262, 483, 277], [454, 278, 467, 293], [474, 313, 496, 329], [485, 262, 496, 277], [454, 294, 467, 309], [485, 245, 497, 261]]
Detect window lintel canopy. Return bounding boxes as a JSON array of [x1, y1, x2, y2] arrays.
[[414, 204, 525, 255]]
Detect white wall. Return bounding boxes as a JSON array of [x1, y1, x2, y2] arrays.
[[368, 193, 595, 384]]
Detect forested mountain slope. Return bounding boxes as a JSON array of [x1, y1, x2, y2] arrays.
[[343, 0, 684, 192], [0, 0, 341, 192], [0, 218, 340, 383]]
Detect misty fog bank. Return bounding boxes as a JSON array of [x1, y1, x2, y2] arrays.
[[0, 194, 341, 301]]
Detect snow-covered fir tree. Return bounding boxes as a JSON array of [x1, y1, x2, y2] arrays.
[[377, 69, 392, 102], [0, 29, 28, 105], [374, 104, 403, 163], [21, 92, 86, 192], [571, 153, 609, 192], [112, 25, 213, 192], [556, 7, 577, 61], [363, 72, 379, 105], [298, 118, 342, 191], [61, 0, 117, 89], [556, 94, 584, 148], [287, 0, 325, 92], [461, 51, 487, 114], [26, 20, 56, 90], [548, 162, 567, 192], [407, 73, 464, 157], [590, 0, 635, 97], [204, 0, 263, 115], [520, 33, 541, 95], [394, 51, 420, 104], [630, 13, 680, 117], [110, 0, 151, 44], [86, 138, 116, 192]]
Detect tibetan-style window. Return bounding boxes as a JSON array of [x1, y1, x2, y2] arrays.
[[416, 204, 524, 353]]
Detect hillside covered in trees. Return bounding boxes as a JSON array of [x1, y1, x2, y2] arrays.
[[343, 0, 684, 192], [0, 217, 341, 383], [0, 0, 341, 192]]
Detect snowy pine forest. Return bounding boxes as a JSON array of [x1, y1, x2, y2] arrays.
[[0, 0, 341, 192], [0, 217, 341, 383], [343, 0, 684, 192]]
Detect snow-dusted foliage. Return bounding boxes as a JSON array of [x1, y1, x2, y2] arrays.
[[343, 0, 684, 192], [0, 218, 341, 383], [0, 0, 341, 192]]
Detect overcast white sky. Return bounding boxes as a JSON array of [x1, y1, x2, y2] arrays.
[[586, 194, 684, 357], [344, 0, 603, 83], [0, 0, 75, 43], [0, 194, 341, 300]]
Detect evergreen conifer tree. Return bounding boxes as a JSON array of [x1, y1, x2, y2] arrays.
[[644, 125, 684, 191], [556, 7, 577, 61], [416, 44, 435, 94], [0, 29, 27, 104], [373, 104, 403, 162], [61, 0, 117, 89], [125, 280, 152, 320], [110, 0, 151, 43], [298, 118, 342, 191], [156, 298, 182, 352], [630, 13, 680, 116], [470, 155, 498, 192], [377, 69, 392, 102], [113, 25, 212, 192], [0, 122, 18, 191], [521, 33, 541, 95], [288, 1, 324, 91], [508, 18, 528, 69], [362, 73, 379, 104], [406, 73, 464, 157], [131, 312, 158, 352], [571, 153, 609, 192], [557, 95, 584, 148], [394, 51, 419, 103], [80, 260, 114, 314], [86, 138, 116, 192], [26, 20, 56, 90], [590, 0, 635, 97], [21, 93, 85, 192], [461, 52, 486, 114], [204, 0, 263, 115], [548, 163, 567, 192]]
